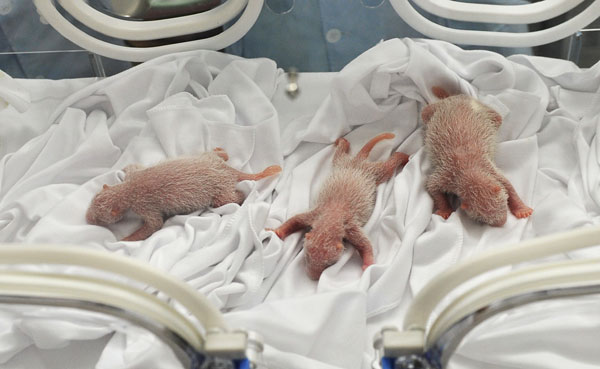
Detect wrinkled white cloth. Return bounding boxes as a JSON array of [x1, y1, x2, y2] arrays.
[[0, 74, 76, 161], [0, 70, 30, 113], [0, 50, 283, 368], [0, 38, 599, 369]]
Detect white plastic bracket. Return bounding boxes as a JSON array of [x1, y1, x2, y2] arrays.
[[204, 331, 249, 359], [382, 328, 425, 357]]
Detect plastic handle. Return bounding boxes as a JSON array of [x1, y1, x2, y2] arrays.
[[34, 0, 264, 62], [0, 270, 204, 348], [59, 0, 248, 41], [389, 0, 600, 47], [402, 225, 600, 331], [0, 244, 229, 333], [411, 0, 585, 24], [427, 257, 600, 347]]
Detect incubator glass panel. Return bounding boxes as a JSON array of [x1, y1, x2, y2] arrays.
[[1, 1, 598, 77], [572, 17, 600, 67], [447, 295, 600, 369], [0, 1, 131, 78]]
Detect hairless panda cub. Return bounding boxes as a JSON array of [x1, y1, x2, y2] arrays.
[[269, 133, 409, 280], [87, 148, 281, 241], [422, 86, 533, 226]]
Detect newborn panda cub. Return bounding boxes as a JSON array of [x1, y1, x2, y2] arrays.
[[269, 133, 409, 280], [422, 86, 533, 226], [87, 148, 281, 241]]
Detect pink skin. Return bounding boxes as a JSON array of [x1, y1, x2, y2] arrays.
[[422, 86, 533, 226], [269, 133, 409, 280], [86, 148, 281, 241]]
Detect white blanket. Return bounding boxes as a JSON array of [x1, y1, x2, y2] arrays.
[[0, 38, 599, 369]]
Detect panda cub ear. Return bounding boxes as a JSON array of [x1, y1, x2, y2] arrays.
[[431, 86, 450, 99]]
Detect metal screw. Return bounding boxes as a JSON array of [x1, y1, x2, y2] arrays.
[[285, 67, 300, 99], [395, 355, 431, 369], [199, 357, 235, 369]]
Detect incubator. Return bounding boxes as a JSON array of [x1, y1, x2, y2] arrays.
[[0, 1, 600, 369]]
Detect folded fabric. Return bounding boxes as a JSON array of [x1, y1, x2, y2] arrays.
[[0, 39, 599, 369], [0, 70, 30, 112]]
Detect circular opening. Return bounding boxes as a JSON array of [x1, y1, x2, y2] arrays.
[[361, 0, 385, 9], [265, 0, 294, 15]]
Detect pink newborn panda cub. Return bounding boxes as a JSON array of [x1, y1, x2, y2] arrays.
[[87, 148, 281, 241], [421, 86, 533, 226], [269, 133, 409, 280]]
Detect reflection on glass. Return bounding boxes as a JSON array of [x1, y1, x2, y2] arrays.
[[360, 0, 385, 8], [265, 0, 294, 15]]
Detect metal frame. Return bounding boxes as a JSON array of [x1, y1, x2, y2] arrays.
[[0, 244, 263, 369], [374, 226, 600, 369], [0, 295, 201, 368], [429, 285, 600, 368], [0, 295, 263, 369], [378, 285, 600, 369]]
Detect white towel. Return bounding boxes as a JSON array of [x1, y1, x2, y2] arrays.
[[0, 39, 599, 369]]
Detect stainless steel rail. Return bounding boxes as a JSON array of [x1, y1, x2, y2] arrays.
[[0, 295, 199, 368], [378, 284, 600, 369]]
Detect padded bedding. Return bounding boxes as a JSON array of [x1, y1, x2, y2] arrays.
[[0, 38, 599, 369]]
